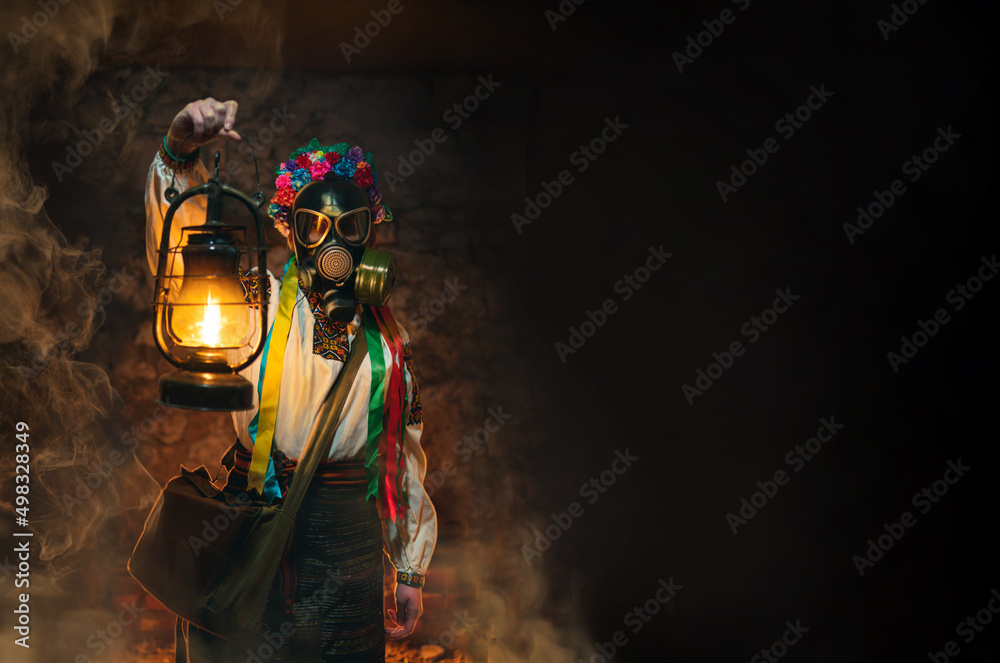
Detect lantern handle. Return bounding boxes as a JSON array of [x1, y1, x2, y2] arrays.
[[234, 129, 266, 208], [163, 130, 265, 209]]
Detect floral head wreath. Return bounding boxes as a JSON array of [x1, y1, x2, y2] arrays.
[[267, 137, 393, 238]]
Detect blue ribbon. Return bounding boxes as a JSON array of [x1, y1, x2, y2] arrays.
[[247, 257, 295, 502]]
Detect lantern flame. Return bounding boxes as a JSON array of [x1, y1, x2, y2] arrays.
[[168, 275, 250, 349], [197, 293, 223, 347]]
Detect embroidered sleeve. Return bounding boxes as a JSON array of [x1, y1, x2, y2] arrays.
[[403, 343, 423, 426], [383, 327, 436, 576], [145, 146, 210, 277], [238, 267, 271, 309], [158, 137, 201, 173]]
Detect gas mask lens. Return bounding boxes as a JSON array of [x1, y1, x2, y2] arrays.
[[294, 209, 332, 249], [335, 209, 371, 246], [294, 208, 371, 248]]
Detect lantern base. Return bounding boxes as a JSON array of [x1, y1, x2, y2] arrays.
[[157, 367, 254, 412]]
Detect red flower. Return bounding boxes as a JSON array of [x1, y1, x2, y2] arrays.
[[274, 187, 295, 206], [354, 162, 374, 189], [295, 154, 312, 169], [325, 151, 342, 165]]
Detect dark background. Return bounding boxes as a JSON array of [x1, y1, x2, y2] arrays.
[[2, 0, 999, 661]]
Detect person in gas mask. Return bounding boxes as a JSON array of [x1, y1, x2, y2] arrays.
[[145, 97, 437, 662]]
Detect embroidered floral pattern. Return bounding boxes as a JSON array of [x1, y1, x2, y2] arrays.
[[402, 343, 423, 426], [396, 570, 425, 588], [303, 288, 351, 362], [237, 267, 270, 308], [158, 137, 199, 173]]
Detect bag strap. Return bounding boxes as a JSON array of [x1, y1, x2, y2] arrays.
[[280, 321, 369, 517]]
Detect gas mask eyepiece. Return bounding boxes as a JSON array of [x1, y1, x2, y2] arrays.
[[293, 207, 371, 251]]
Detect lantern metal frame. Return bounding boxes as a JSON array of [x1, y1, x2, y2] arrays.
[[153, 146, 269, 412]]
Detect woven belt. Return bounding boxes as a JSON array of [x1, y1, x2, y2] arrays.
[[227, 441, 367, 495]]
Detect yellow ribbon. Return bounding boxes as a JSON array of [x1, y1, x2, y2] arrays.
[[247, 259, 299, 493]]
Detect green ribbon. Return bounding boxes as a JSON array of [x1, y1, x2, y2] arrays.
[[363, 307, 386, 503]]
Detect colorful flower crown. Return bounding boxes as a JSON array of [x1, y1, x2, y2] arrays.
[[267, 138, 392, 238]]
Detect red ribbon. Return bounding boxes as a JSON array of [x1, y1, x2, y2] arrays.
[[370, 306, 408, 522]]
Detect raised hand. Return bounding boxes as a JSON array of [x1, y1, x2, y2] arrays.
[[166, 97, 241, 157]]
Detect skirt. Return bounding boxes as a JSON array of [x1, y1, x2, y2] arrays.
[[175, 442, 385, 663]]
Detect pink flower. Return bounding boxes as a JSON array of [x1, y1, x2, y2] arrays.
[[275, 173, 292, 189], [309, 160, 331, 179]]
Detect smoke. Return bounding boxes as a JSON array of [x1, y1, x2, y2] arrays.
[[0, 2, 286, 659], [2, 2, 593, 660], [1, 1, 118, 573]]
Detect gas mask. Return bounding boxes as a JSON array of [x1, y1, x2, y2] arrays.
[[290, 178, 396, 322]]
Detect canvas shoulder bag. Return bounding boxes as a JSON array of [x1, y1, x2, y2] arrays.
[[127, 327, 369, 638]]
